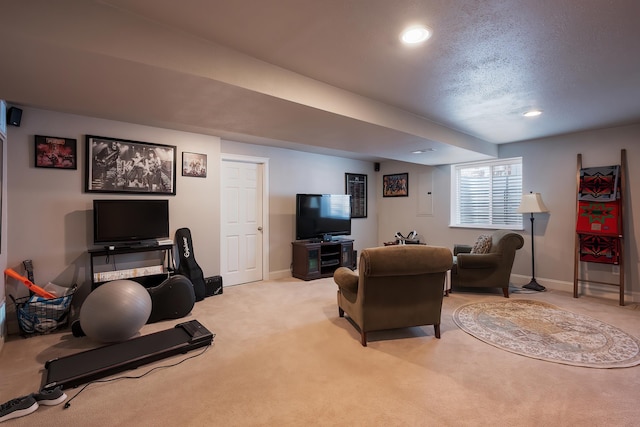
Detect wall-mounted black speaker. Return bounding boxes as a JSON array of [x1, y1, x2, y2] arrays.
[[7, 107, 22, 127], [374, 162, 380, 172]]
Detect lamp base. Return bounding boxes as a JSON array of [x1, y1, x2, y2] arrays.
[[523, 278, 546, 292]]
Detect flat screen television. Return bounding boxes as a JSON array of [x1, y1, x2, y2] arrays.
[[93, 199, 169, 245], [295, 194, 351, 241]]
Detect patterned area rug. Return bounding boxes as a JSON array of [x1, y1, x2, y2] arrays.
[[453, 300, 640, 368]]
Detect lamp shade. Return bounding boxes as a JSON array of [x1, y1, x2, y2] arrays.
[[516, 192, 549, 214]]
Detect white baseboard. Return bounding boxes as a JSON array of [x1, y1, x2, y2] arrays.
[[510, 273, 638, 304], [269, 269, 293, 280]]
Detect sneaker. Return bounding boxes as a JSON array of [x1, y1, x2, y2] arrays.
[[0, 395, 38, 423], [32, 387, 67, 406]]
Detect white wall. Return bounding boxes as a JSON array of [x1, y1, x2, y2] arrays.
[[377, 124, 640, 302], [4, 107, 221, 334], [3, 106, 637, 339], [500, 125, 639, 300], [220, 140, 378, 276], [2, 107, 379, 335]]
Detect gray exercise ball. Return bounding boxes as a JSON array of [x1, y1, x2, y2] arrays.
[[79, 280, 152, 343]]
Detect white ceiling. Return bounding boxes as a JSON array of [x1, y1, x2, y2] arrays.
[[1, 0, 639, 165]]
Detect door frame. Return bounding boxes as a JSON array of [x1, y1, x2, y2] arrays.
[[220, 153, 270, 285]]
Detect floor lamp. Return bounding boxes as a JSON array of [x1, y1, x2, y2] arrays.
[[517, 192, 549, 291]]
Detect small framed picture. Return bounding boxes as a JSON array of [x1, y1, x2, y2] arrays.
[[35, 135, 77, 169], [182, 152, 207, 178], [383, 172, 409, 197]]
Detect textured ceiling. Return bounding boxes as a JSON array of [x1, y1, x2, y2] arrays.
[[1, 0, 639, 165]]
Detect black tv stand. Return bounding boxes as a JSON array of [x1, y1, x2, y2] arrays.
[[292, 239, 354, 280], [133, 242, 159, 248], [88, 244, 174, 290], [113, 241, 160, 249]]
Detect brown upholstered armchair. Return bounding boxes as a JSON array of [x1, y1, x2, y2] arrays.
[[450, 230, 524, 298], [333, 245, 453, 346]]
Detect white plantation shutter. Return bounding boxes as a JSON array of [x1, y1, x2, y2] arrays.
[[452, 158, 523, 229]]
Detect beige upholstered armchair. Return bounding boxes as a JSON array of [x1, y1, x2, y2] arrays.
[[450, 230, 524, 298], [333, 245, 453, 346]]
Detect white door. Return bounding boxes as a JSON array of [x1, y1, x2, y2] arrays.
[[220, 157, 267, 286]]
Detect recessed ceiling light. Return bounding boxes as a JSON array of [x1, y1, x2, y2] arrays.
[[523, 110, 543, 117], [412, 148, 436, 154], [401, 26, 432, 44]]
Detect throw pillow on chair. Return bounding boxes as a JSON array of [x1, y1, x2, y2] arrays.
[[470, 235, 492, 254]]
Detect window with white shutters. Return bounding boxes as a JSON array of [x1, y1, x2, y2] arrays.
[[451, 157, 523, 229]]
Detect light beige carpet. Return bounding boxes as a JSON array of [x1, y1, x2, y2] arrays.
[[1, 277, 640, 426]]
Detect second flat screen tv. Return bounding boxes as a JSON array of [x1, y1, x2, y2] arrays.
[[296, 194, 351, 241], [93, 199, 169, 245]]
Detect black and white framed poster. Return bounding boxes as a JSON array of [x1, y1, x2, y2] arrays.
[[345, 173, 367, 218], [86, 135, 176, 195]]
